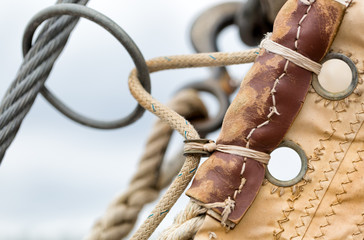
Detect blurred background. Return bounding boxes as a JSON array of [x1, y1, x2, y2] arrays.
[[0, 1, 299, 239], [0, 1, 250, 239]]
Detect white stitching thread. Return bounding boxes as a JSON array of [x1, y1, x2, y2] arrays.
[[300, 0, 315, 5], [209, 232, 217, 239], [237, 1, 314, 225], [296, 4, 313, 51], [243, 0, 314, 223], [196, 1, 316, 228]]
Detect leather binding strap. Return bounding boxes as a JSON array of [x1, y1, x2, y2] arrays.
[[186, 0, 347, 226]]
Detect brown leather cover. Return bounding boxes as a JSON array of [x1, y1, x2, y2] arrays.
[[194, 2, 364, 238], [186, 0, 346, 225]]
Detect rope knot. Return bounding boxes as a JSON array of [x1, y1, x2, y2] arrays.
[[184, 139, 270, 164], [184, 139, 216, 157], [198, 196, 236, 228], [221, 197, 235, 226], [203, 142, 217, 152], [223, 197, 235, 210]]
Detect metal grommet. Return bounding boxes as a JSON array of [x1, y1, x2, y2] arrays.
[[265, 140, 307, 187], [312, 53, 358, 101], [183, 139, 212, 157]]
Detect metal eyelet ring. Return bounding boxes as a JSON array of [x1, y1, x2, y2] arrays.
[[22, 4, 151, 130], [265, 140, 308, 187], [312, 53, 358, 101]]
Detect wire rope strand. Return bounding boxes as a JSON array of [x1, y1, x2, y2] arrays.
[[0, 2, 152, 164], [0, 0, 88, 164]]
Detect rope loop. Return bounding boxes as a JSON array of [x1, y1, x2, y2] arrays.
[[128, 48, 258, 239]]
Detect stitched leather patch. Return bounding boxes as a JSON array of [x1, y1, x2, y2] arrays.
[[186, 0, 347, 225]]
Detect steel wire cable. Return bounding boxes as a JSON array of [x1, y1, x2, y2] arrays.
[[0, 1, 151, 164], [0, 0, 88, 163]]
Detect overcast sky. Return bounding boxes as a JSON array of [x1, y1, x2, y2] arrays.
[[0, 1, 253, 239], [0, 1, 301, 239]]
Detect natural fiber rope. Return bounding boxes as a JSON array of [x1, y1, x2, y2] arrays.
[[260, 33, 322, 75], [156, 148, 186, 190], [0, 0, 89, 163], [158, 200, 207, 240], [197, 197, 236, 228], [128, 49, 258, 240], [184, 141, 270, 164], [85, 89, 208, 240]]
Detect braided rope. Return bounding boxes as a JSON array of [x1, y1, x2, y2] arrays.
[[128, 49, 258, 239], [85, 89, 208, 240], [0, 0, 88, 163], [158, 200, 207, 240]]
